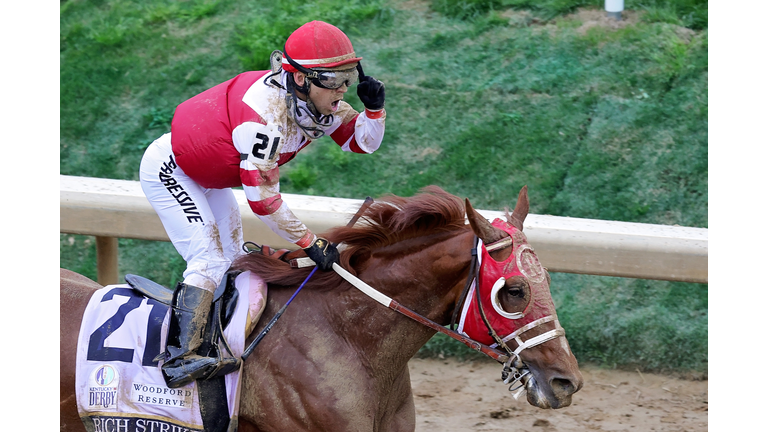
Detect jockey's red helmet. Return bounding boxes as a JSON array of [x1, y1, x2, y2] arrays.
[[282, 21, 362, 72]]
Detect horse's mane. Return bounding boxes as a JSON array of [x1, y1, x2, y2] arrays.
[[231, 186, 468, 290]]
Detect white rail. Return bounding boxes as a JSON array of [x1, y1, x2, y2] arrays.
[[60, 175, 707, 285]]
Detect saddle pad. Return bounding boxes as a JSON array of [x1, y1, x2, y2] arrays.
[[75, 271, 267, 432]]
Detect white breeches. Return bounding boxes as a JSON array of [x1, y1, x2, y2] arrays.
[[139, 133, 245, 293]]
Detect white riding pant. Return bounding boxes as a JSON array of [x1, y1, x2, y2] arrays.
[[139, 133, 245, 293]]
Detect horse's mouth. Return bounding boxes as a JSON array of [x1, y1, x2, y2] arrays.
[[525, 374, 575, 409]]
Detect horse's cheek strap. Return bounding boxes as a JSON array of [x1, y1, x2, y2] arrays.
[[450, 237, 479, 331]]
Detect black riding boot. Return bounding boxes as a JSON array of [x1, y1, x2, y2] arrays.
[[161, 283, 220, 388]]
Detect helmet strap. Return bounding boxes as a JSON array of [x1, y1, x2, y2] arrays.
[[304, 86, 323, 118], [283, 72, 332, 140], [286, 72, 323, 118], [280, 48, 336, 138]]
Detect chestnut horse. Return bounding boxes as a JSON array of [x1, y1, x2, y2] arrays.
[[60, 186, 582, 431]]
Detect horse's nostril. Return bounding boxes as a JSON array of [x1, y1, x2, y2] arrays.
[[550, 377, 578, 399]]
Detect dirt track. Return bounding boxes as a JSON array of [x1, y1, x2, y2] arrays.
[[408, 358, 707, 431]]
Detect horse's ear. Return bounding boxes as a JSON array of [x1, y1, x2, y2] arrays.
[[465, 198, 507, 244], [507, 186, 529, 231]]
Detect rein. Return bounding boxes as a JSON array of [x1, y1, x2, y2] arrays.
[[269, 197, 564, 399], [330, 235, 522, 363], [333, 233, 565, 399], [332, 263, 510, 363], [241, 197, 374, 361]]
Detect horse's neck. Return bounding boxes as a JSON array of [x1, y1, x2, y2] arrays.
[[373, 229, 473, 314], [345, 228, 475, 366]]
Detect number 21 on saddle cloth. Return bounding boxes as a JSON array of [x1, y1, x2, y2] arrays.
[[74, 271, 267, 431]]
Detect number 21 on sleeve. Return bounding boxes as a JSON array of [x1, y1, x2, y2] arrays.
[[233, 122, 283, 168]]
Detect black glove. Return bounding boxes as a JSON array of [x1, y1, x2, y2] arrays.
[[303, 237, 340, 271], [356, 63, 385, 110]]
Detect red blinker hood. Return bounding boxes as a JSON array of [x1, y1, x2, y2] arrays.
[[457, 219, 556, 346]]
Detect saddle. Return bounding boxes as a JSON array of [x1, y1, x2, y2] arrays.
[[125, 272, 240, 329], [124, 272, 241, 432]]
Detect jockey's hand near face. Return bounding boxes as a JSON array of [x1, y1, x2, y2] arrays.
[[356, 63, 385, 111]]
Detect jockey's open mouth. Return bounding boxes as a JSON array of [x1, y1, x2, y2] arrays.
[[309, 85, 349, 116]]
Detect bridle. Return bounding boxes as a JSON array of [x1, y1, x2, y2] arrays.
[[263, 196, 567, 398], [449, 235, 565, 398], [333, 231, 566, 399]]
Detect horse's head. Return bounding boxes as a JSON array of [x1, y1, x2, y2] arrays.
[[460, 186, 583, 409]]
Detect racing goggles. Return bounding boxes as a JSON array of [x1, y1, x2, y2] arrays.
[[307, 67, 358, 90], [282, 47, 358, 89]]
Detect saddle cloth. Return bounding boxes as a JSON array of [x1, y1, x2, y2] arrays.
[[75, 271, 267, 432]]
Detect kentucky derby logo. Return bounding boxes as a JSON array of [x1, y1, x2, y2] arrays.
[[88, 365, 119, 410]]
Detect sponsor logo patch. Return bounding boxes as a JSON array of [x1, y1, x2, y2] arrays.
[[88, 365, 119, 410], [131, 382, 195, 409]]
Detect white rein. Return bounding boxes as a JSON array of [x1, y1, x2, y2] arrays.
[[330, 248, 565, 400], [292, 236, 566, 400]]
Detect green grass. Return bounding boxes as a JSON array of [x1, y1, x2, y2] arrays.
[[429, 0, 707, 29], [549, 273, 707, 375], [60, 0, 707, 375]]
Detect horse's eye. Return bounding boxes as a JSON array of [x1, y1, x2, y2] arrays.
[[492, 275, 531, 318]]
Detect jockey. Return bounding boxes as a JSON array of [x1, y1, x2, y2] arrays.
[[138, 20, 386, 388]]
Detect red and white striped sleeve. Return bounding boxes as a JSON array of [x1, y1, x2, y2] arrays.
[[329, 106, 386, 154], [233, 121, 316, 248]]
